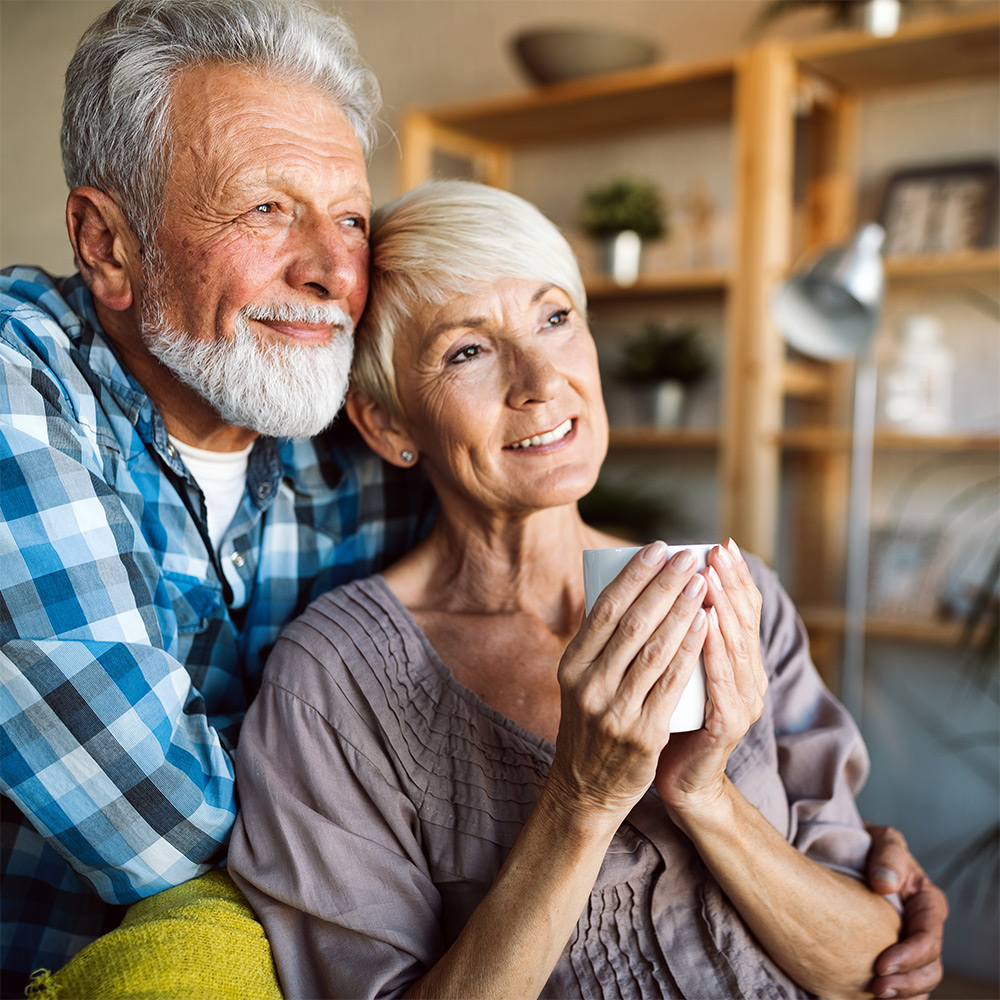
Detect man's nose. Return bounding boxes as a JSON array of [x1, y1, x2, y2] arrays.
[[284, 215, 365, 301]]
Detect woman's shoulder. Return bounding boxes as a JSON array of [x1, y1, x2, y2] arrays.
[[263, 575, 419, 701]]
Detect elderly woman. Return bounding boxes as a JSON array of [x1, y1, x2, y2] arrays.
[[228, 180, 906, 1000]]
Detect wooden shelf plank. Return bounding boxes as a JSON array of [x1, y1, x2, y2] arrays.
[[792, 9, 1000, 93], [584, 269, 730, 299], [800, 606, 989, 646], [609, 427, 720, 449], [778, 428, 1000, 452], [885, 248, 1000, 283], [406, 59, 736, 144]]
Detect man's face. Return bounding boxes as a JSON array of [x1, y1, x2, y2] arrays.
[[139, 63, 372, 438]]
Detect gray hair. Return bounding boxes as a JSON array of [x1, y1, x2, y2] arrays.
[[62, 0, 381, 248], [353, 179, 588, 419]]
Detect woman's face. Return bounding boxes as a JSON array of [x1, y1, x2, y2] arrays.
[[395, 278, 609, 521]]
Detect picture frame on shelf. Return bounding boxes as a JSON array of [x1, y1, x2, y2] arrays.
[[867, 526, 945, 619], [878, 160, 999, 257]]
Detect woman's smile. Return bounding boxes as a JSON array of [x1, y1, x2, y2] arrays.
[[504, 418, 575, 452]]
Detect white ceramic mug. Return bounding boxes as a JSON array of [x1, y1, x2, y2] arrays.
[[582, 543, 714, 732]]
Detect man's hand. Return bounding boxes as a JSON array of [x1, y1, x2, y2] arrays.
[[865, 823, 948, 999]]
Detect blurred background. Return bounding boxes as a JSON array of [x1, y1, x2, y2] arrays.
[[2, 1, 998, 995]]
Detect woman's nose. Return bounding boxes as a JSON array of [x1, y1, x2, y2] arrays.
[[507, 346, 567, 406], [284, 215, 365, 302]]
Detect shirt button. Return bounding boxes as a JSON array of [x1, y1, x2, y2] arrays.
[[231, 551, 245, 568], [256, 481, 271, 499]]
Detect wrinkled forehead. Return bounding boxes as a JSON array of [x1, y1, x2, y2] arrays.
[[162, 62, 368, 198]]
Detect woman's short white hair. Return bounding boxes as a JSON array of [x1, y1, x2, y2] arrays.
[[62, 0, 380, 248], [353, 180, 588, 419]]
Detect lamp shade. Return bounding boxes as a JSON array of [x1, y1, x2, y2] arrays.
[[773, 223, 886, 360]]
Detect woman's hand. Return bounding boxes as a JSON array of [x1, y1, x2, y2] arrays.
[[548, 541, 709, 828], [654, 539, 768, 817]]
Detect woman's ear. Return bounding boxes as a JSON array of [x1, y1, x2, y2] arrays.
[[346, 388, 419, 469], [66, 187, 140, 312]]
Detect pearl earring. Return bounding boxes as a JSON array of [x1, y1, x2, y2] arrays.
[[400, 450, 415, 463]]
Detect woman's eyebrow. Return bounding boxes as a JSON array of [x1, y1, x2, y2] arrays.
[[424, 317, 487, 343]]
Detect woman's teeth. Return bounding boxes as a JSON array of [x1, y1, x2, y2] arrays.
[[508, 418, 573, 449]]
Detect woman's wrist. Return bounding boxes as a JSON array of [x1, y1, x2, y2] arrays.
[[534, 770, 630, 850], [662, 775, 736, 838]]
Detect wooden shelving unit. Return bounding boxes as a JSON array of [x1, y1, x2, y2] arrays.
[[583, 269, 730, 300], [777, 428, 1000, 452], [609, 427, 720, 451], [399, 8, 1000, 682]]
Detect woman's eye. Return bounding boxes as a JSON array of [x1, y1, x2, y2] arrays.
[[253, 203, 275, 214], [448, 344, 481, 364], [545, 308, 571, 327]]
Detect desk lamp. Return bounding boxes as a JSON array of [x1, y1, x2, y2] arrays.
[[773, 223, 886, 720]]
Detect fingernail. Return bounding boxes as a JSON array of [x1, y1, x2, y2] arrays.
[[715, 545, 733, 568], [708, 567, 722, 589], [727, 538, 742, 562], [691, 608, 707, 631], [684, 574, 706, 598], [883, 965, 900, 976], [873, 866, 901, 889], [877, 990, 897, 999], [642, 541, 668, 566], [671, 548, 696, 570], [708, 606, 719, 627]]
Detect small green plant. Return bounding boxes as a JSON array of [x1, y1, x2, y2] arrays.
[[616, 322, 712, 386], [747, 0, 934, 38], [578, 176, 668, 240]]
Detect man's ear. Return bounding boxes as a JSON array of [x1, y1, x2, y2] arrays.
[[66, 187, 140, 312], [346, 388, 419, 469]]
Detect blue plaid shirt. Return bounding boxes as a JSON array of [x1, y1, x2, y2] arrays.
[[0, 267, 435, 988]]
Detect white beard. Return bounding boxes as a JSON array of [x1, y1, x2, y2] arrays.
[[143, 299, 354, 439]]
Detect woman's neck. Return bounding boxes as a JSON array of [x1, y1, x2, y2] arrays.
[[385, 502, 623, 632]]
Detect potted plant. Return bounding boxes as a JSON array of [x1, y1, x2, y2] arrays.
[[578, 176, 668, 286], [615, 321, 712, 427], [747, 0, 932, 39]]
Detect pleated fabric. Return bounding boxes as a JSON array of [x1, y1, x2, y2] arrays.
[[231, 567, 871, 1000]]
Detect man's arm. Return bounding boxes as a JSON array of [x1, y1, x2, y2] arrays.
[[866, 824, 948, 1000], [1, 333, 237, 903]]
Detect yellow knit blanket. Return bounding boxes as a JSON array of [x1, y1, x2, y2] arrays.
[[25, 870, 282, 1000]]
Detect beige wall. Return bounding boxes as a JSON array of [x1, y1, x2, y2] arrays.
[[0, 0, 796, 273]]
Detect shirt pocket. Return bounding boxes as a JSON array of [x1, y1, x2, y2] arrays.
[[160, 570, 223, 637]]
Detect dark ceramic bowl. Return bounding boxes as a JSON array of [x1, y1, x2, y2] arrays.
[[512, 27, 659, 85]]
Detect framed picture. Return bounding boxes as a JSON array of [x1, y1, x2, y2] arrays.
[[867, 526, 945, 618], [879, 161, 999, 256]]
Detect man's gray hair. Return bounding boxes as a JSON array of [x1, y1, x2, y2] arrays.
[[353, 180, 588, 420], [62, 0, 381, 247]]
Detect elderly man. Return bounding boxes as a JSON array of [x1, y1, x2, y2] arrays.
[[1, 1, 944, 997]]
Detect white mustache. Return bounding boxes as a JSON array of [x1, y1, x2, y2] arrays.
[[242, 302, 354, 331]]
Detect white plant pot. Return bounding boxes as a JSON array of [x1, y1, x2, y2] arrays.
[[632, 380, 684, 427], [599, 230, 642, 286], [863, 0, 901, 37], [653, 380, 684, 427]]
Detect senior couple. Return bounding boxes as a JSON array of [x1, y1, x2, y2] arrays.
[[1, 1, 945, 998]]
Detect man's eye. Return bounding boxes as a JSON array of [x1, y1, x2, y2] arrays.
[[253, 203, 274, 214], [546, 308, 570, 327], [343, 215, 368, 232], [448, 344, 481, 364]]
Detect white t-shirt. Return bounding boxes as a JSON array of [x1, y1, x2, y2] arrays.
[[169, 436, 254, 551]]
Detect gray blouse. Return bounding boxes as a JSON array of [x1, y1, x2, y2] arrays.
[[229, 560, 873, 999]]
